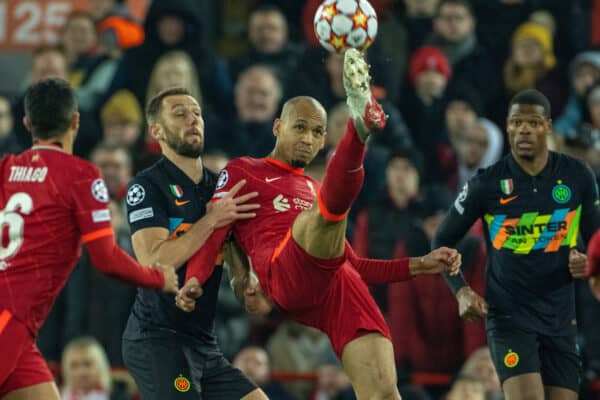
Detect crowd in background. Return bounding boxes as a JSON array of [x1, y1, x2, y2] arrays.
[[2, 0, 600, 399]]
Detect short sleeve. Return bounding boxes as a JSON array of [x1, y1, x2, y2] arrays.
[[71, 164, 113, 243], [211, 161, 248, 202], [125, 177, 169, 234]]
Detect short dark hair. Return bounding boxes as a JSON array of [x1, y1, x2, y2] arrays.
[[24, 78, 77, 139], [437, 0, 473, 16], [145, 87, 193, 124], [508, 89, 551, 117]]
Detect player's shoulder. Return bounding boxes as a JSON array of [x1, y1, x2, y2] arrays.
[[552, 151, 589, 171], [58, 153, 102, 180], [224, 156, 262, 170]]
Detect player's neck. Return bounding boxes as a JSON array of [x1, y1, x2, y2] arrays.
[[512, 150, 548, 176], [162, 147, 203, 183], [268, 150, 292, 168], [32, 136, 72, 154]]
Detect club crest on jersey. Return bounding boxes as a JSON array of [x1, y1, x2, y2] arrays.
[[169, 184, 183, 198], [552, 180, 571, 204], [504, 350, 519, 368], [127, 184, 146, 206], [174, 375, 191, 392], [216, 170, 228, 190], [91, 179, 109, 203], [500, 179, 513, 195]]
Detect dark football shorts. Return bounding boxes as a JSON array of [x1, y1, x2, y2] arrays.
[[487, 316, 581, 392], [123, 334, 256, 399]]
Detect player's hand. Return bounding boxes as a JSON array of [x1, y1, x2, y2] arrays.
[[175, 277, 203, 312], [412, 247, 461, 275], [456, 286, 488, 322], [569, 249, 587, 279], [206, 180, 259, 228], [155, 264, 178, 294], [590, 276, 600, 301]]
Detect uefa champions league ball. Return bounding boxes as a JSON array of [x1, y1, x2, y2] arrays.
[[314, 0, 378, 53]]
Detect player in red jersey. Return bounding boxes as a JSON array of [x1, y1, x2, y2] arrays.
[[177, 49, 461, 399], [0, 79, 179, 400]]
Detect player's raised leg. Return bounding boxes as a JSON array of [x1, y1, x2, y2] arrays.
[[502, 374, 544, 400], [292, 48, 386, 260]]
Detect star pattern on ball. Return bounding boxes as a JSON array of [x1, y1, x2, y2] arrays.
[[321, 4, 338, 23], [352, 9, 367, 29], [329, 33, 347, 51]]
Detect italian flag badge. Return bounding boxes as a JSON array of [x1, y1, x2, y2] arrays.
[[169, 184, 183, 198], [500, 179, 513, 195]]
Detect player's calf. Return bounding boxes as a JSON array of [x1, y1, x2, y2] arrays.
[[343, 49, 387, 140]]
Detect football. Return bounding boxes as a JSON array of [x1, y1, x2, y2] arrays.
[[314, 0, 378, 53]]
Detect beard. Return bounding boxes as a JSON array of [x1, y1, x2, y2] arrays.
[[290, 159, 308, 168], [164, 126, 203, 158]]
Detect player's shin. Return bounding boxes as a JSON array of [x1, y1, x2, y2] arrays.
[[318, 119, 366, 220]]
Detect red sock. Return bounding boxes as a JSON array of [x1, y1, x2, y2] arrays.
[[318, 119, 366, 221]]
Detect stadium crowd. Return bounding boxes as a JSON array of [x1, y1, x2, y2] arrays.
[[1, 0, 600, 399]]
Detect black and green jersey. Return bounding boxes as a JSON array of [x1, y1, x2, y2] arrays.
[[434, 151, 600, 335]]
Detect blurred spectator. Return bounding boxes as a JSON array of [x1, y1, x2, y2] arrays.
[[216, 270, 250, 361], [224, 65, 282, 157], [314, 364, 355, 400], [93, 0, 144, 54], [353, 149, 425, 311], [61, 337, 112, 400], [459, 347, 503, 400], [456, 118, 503, 190], [401, 46, 455, 186], [203, 150, 230, 174], [402, 0, 440, 51], [230, 4, 302, 92], [503, 21, 567, 118], [444, 84, 484, 148], [0, 95, 18, 156], [145, 50, 201, 105], [90, 142, 133, 201], [445, 374, 486, 400], [61, 11, 120, 113], [100, 90, 143, 150], [267, 321, 331, 400], [555, 51, 600, 137], [233, 346, 295, 400], [386, 187, 487, 378], [426, 0, 499, 113], [86, 200, 137, 366], [12, 45, 101, 156], [105, 0, 233, 119]]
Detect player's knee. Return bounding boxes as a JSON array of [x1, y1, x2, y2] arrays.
[[367, 369, 398, 399]]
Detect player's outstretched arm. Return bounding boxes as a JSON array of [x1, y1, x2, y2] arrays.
[[132, 180, 258, 269], [344, 244, 461, 284], [86, 234, 178, 293]]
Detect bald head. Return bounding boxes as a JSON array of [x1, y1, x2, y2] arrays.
[[280, 96, 327, 121]]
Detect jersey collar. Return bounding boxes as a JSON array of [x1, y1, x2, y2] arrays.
[[161, 156, 210, 187], [31, 142, 64, 152], [508, 151, 555, 179], [264, 158, 304, 174]]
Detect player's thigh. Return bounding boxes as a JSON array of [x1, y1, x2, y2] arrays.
[[503, 373, 545, 400], [291, 205, 346, 259], [2, 382, 59, 400], [341, 333, 400, 400], [539, 334, 581, 396], [122, 338, 199, 399], [488, 320, 543, 393], [191, 352, 260, 400], [544, 386, 578, 400], [0, 314, 30, 385]]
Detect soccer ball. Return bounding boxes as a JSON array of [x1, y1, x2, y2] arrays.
[[314, 0, 378, 53]]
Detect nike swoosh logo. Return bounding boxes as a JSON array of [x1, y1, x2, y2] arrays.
[[175, 199, 191, 206], [265, 177, 281, 183], [499, 195, 518, 205]]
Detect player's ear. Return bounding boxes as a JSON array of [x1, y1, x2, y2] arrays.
[[70, 112, 80, 131], [148, 123, 161, 141], [273, 118, 281, 138], [23, 116, 31, 133]]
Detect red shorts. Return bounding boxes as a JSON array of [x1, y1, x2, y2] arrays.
[[0, 310, 54, 397], [267, 234, 391, 358]]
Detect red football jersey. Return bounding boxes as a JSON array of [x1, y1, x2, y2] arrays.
[[210, 157, 319, 287], [0, 144, 113, 334]]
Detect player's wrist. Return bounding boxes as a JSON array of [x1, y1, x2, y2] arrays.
[[408, 257, 425, 276]]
